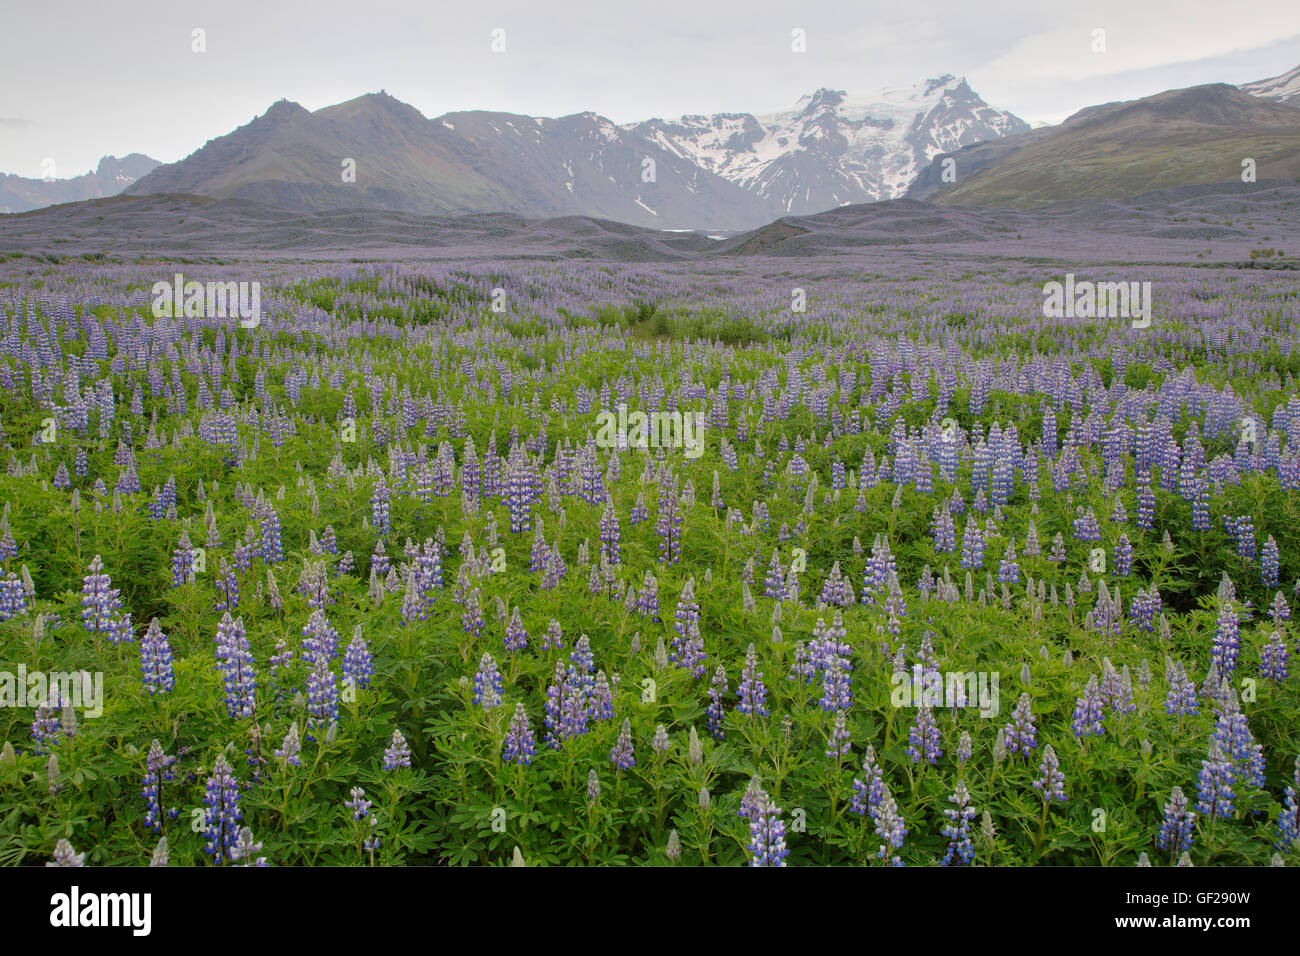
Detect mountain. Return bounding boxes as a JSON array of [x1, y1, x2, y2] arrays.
[[918, 84, 1300, 207], [123, 78, 1026, 230], [0, 154, 160, 213], [1242, 63, 1300, 106], [629, 75, 1029, 213]]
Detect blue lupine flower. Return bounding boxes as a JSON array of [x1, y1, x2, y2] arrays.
[[1071, 675, 1105, 738], [1156, 786, 1195, 857], [473, 652, 502, 710], [141, 740, 177, 833], [906, 705, 942, 764], [1196, 741, 1236, 819], [737, 643, 769, 716], [215, 613, 257, 720], [140, 617, 175, 695], [384, 728, 412, 770], [941, 781, 976, 866], [747, 789, 789, 867], [1032, 744, 1067, 803], [1004, 693, 1037, 754], [609, 717, 635, 770], [203, 753, 242, 864]]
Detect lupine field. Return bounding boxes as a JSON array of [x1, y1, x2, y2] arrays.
[[1, 253, 1299, 868]]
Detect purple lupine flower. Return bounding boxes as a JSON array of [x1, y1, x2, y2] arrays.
[[737, 643, 768, 716], [370, 475, 391, 534], [203, 753, 242, 864], [305, 658, 339, 739], [1211, 695, 1265, 789], [501, 704, 536, 766], [609, 717, 635, 770], [462, 587, 485, 637], [343, 627, 373, 689], [1276, 756, 1300, 852], [215, 613, 257, 720], [941, 780, 976, 866], [345, 786, 372, 820], [851, 745, 886, 816], [706, 665, 728, 739], [171, 530, 194, 587], [997, 540, 1019, 584], [1211, 602, 1240, 676], [1165, 659, 1198, 716], [906, 705, 942, 764], [473, 652, 502, 710], [1032, 744, 1067, 803], [959, 520, 985, 570], [871, 783, 907, 863], [588, 670, 615, 721], [1195, 741, 1236, 819], [81, 554, 126, 638], [141, 739, 177, 833], [1156, 786, 1195, 857], [47, 840, 85, 867], [0, 571, 26, 621], [384, 729, 412, 770], [1004, 693, 1038, 754], [274, 722, 302, 767], [825, 709, 851, 758], [30, 689, 62, 754], [1071, 675, 1106, 738], [957, 731, 972, 763], [140, 617, 175, 694], [504, 606, 528, 651], [746, 790, 789, 867], [1261, 630, 1289, 681]]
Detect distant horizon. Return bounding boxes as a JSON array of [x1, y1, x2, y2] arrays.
[[1, 0, 1297, 178]]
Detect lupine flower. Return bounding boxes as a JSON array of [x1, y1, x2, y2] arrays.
[[872, 783, 907, 863], [1211, 602, 1240, 676], [384, 728, 412, 770], [1260, 630, 1289, 681], [306, 658, 339, 740], [47, 840, 85, 867], [609, 717, 636, 769], [1071, 675, 1106, 738], [141, 740, 177, 833], [851, 745, 886, 816], [586, 768, 601, 803], [203, 753, 243, 864], [747, 789, 789, 867], [345, 786, 372, 820], [1004, 693, 1037, 754], [737, 643, 769, 716], [1196, 741, 1236, 819], [504, 606, 528, 651], [1032, 744, 1067, 802], [1165, 659, 1198, 716], [1156, 786, 1195, 857], [941, 781, 976, 866], [706, 665, 728, 739], [906, 705, 942, 764], [140, 617, 175, 694], [652, 724, 670, 754], [342, 627, 373, 689], [825, 709, 851, 758], [275, 722, 302, 767], [1276, 756, 1300, 852], [473, 653, 502, 710], [215, 613, 257, 719]]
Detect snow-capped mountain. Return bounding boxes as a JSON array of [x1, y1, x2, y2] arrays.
[[1241, 63, 1300, 106], [626, 75, 1030, 215], [119, 76, 1028, 229]]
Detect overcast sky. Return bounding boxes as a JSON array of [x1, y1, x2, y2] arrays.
[[2, 0, 1298, 178]]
